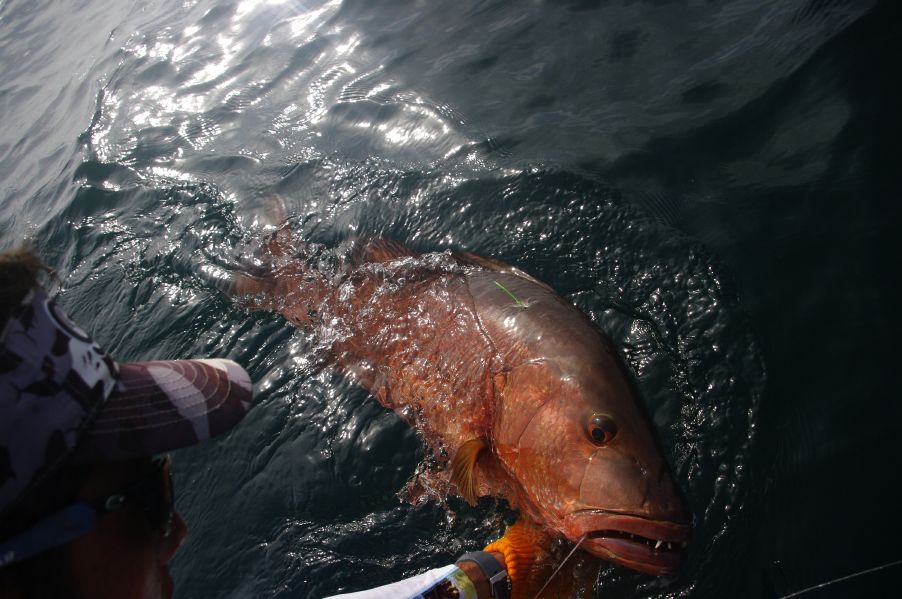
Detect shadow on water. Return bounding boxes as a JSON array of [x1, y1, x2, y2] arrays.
[[583, 1, 902, 597]]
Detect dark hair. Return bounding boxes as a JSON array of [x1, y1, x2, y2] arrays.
[[0, 246, 52, 318]]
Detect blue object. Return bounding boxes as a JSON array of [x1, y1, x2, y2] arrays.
[[0, 502, 96, 568]]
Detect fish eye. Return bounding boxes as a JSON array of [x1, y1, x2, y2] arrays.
[[587, 414, 617, 445]]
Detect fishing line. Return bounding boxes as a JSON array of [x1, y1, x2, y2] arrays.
[[778, 558, 902, 598], [532, 534, 587, 599]]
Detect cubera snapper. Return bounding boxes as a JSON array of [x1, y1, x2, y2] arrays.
[[226, 231, 690, 596]]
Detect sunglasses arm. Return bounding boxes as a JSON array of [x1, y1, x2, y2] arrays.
[[0, 502, 97, 569]]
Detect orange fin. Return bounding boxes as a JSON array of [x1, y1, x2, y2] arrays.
[[450, 437, 487, 505], [484, 518, 596, 599], [484, 518, 554, 596]]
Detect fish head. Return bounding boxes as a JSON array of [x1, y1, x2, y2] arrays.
[[494, 357, 690, 575], [472, 273, 690, 575]]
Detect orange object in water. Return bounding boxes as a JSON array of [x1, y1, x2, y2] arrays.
[[226, 232, 691, 591]]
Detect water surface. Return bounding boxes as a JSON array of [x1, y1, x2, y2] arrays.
[[1, 0, 900, 597]]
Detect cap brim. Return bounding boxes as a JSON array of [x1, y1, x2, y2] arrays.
[[72, 359, 253, 463]]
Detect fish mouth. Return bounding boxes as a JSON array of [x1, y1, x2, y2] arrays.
[[564, 510, 691, 576]]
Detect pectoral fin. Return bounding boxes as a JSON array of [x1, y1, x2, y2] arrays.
[[484, 518, 593, 599], [450, 437, 488, 506], [484, 518, 554, 592]]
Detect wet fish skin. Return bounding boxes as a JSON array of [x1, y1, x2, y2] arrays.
[[228, 235, 690, 576]]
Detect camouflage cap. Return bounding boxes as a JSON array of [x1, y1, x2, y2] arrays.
[[0, 287, 253, 519]]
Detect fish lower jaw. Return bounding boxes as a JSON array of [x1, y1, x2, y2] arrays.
[[564, 511, 691, 576], [583, 534, 685, 576]]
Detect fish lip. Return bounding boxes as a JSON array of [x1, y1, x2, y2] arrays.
[[564, 510, 691, 576]]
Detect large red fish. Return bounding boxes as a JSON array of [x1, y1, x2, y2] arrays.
[[226, 230, 690, 596]]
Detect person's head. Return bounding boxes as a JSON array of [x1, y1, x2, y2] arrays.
[[0, 247, 253, 598]]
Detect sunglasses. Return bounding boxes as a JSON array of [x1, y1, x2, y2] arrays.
[[0, 455, 175, 569], [89, 455, 175, 537]]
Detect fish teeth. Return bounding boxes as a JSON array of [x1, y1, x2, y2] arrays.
[[654, 540, 663, 550]]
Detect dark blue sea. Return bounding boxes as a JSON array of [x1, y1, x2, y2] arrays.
[[2, 1, 900, 597]]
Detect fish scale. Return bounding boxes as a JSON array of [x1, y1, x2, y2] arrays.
[[225, 235, 691, 594]]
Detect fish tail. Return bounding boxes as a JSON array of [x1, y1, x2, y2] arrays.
[[220, 272, 278, 310], [213, 210, 311, 310], [220, 257, 335, 324], [261, 219, 297, 258], [248, 191, 294, 257]]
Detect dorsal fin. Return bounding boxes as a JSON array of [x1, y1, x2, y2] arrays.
[[350, 237, 416, 266], [450, 437, 488, 506], [453, 251, 555, 293]]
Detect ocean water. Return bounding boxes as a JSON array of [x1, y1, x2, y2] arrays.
[[1, 0, 900, 597]]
